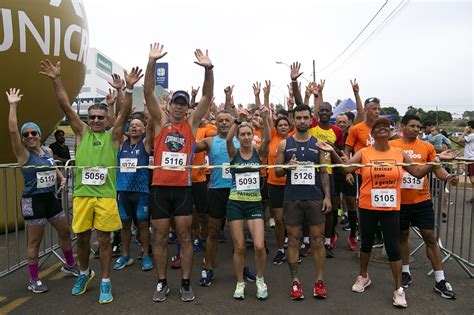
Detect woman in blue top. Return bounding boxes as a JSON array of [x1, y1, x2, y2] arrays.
[[226, 106, 270, 300], [7, 88, 78, 294]]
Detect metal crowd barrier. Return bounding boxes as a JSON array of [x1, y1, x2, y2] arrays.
[[0, 159, 75, 279], [409, 158, 474, 278]]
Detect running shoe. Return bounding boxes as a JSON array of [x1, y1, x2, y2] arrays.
[[243, 266, 256, 282], [372, 238, 384, 248], [284, 237, 288, 249], [218, 230, 226, 243], [199, 269, 214, 287], [340, 214, 348, 225], [325, 244, 334, 258], [168, 232, 177, 244], [272, 251, 286, 265], [72, 270, 95, 295], [343, 223, 351, 232], [246, 233, 253, 246], [193, 238, 204, 252], [256, 278, 268, 300], [99, 281, 113, 304], [393, 288, 408, 308], [348, 235, 357, 251], [93, 247, 100, 259], [290, 281, 304, 300], [152, 281, 170, 302], [28, 279, 48, 294], [113, 256, 134, 270], [112, 245, 121, 258], [141, 256, 153, 271], [313, 280, 327, 299], [352, 274, 371, 293], [171, 255, 181, 269], [402, 272, 412, 288], [268, 218, 276, 229], [434, 280, 456, 299], [442, 213, 448, 223], [233, 282, 246, 300], [61, 264, 80, 277], [330, 234, 337, 249], [299, 243, 311, 257], [180, 284, 195, 302]]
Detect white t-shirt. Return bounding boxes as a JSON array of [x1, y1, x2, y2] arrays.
[[464, 133, 474, 159]]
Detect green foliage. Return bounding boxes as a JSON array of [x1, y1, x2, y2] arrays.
[[380, 106, 400, 122]]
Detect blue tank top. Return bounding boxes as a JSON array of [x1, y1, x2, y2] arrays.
[[209, 135, 240, 189], [117, 138, 150, 193], [21, 147, 56, 197], [283, 136, 323, 201], [229, 148, 261, 202]]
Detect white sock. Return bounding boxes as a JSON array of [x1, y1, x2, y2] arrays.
[[434, 270, 445, 282], [256, 276, 264, 281], [402, 265, 410, 274], [303, 236, 310, 244], [80, 268, 90, 276], [324, 238, 331, 245], [397, 287, 404, 293], [278, 248, 285, 253], [101, 278, 110, 283]]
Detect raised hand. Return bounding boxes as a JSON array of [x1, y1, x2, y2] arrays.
[[438, 149, 460, 161], [263, 80, 271, 96], [108, 73, 123, 90], [149, 42, 168, 61], [290, 62, 303, 81], [317, 79, 326, 94], [258, 105, 269, 119], [350, 79, 359, 94], [39, 59, 61, 79], [194, 49, 213, 68], [124, 67, 144, 87], [6, 88, 23, 104], [252, 82, 261, 96], [105, 88, 117, 106], [237, 108, 249, 121], [224, 85, 234, 97], [305, 82, 315, 96], [191, 86, 200, 97]]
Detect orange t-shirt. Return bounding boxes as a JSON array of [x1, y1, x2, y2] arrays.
[[389, 138, 436, 205], [358, 146, 404, 211], [345, 122, 373, 153], [191, 125, 216, 183], [267, 135, 286, 186]]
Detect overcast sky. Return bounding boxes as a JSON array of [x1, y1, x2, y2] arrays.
[[83, 0, 472, 115]]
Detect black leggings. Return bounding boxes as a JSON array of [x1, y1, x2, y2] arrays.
[[359, 208, 401, 262]]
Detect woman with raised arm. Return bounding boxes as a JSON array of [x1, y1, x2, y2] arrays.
[[6, 88, 78, 294], [226, 106, 270, 301]]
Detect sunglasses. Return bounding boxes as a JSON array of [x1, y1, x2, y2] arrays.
[[88, 115, 106, 121], [22, 131, 38, 138]]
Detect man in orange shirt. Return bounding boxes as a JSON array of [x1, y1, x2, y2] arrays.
[[390, 114, 458, 299]]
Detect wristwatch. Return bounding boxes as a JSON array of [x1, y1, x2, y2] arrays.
[[234, 119, 242, 125]]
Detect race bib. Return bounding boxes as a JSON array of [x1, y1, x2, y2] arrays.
[[291, 166, 315, 185], [235, 172, 259, 191], [400, 172, 424, 190], [36, 170, 56, 188], [222, 162, 232, 179], [149, 156, 154, 166], [82, 168, 108, 186], [120, 158, 138, 173], [161, 152, 186, 171], [371, 189, 396, 208]]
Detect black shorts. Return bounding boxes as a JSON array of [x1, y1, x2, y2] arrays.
[[21, 192, 64, 225], [192, 181, 208, 214], [283, 200, 325, 226], [207, 188, 230, 219], [260, 177, 269, 201], [268, 184, 285, 208], [149, 186, 193, 220], [400, 200, 434, 230], [334, 172, 357, 196], [467, 163, 474, 177]]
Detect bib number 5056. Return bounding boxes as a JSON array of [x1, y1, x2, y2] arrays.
[[82, 168, 108, 186]]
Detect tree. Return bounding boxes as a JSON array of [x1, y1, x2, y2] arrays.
[[421, 110, 452, 124], [405, 106, 425, 117], [381, 106, 400, 122], [463, 110, 474, 120]]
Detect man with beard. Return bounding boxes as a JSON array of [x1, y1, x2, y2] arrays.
[[49, 129, 71, 164]]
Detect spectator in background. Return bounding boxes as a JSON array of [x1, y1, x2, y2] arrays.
[[458, 120, 474, 204], [49, 129, 71, 164], [429, 126, 450, 153]]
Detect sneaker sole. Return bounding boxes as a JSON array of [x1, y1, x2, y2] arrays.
[[434, 287, 456, 299], [28, 286, 48, 294], [290, 295, 304, 300], [257, 293, 268, 300], [72, 271, 95, 296], [199, 280, 213, 287], [142, 265, 154, 271], [352, 279, 371, 293], [113, 260, 134, 271], [152, 288, 170, 302], [99, 296, 114, 304], [233, 295, 245, 300], [393, 300, 408, 308], [61, 266, 79, 277], [273, 261, 283, 265], [313, 294, 327, 299]]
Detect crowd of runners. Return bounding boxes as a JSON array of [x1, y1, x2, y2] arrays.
[[6, 42, 474, 308]]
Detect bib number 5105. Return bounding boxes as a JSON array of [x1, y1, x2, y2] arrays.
[[371, 189, 396, 208]]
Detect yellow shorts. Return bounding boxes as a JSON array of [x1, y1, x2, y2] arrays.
[[72, 197, 122, 233]]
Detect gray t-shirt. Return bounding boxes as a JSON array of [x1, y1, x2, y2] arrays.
[[464, 133, 474, 159]]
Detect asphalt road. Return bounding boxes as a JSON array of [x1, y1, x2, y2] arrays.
[[0, 221, 472, 315]]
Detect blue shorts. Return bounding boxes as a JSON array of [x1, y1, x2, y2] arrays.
[[118, 192, 149, 222]]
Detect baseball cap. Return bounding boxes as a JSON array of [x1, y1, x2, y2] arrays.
[[364, 97, 380, 106], [171, 90, 190, 106], [371, 118, 391, 131]]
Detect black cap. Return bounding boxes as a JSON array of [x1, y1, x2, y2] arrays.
[[171, 90, 190, 106]]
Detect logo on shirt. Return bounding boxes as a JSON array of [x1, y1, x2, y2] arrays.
[[403, 149, 421, 159], [164, 132, 185, 152], [366, 134, 375, 147]]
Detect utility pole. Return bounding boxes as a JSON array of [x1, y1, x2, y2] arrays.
[[313, 59, 316, 83]]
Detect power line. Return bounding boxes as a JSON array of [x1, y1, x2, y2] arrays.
[[325, 0, 410, 78], [316, 0, 389, 73]]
